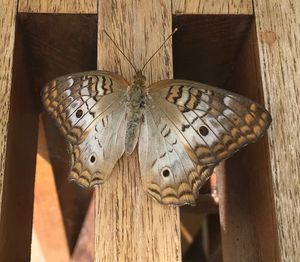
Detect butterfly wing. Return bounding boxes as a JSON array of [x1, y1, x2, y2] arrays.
[[139, 106, 214, 205], [139, 79, 271, 205], [42, 71, 128, 187]]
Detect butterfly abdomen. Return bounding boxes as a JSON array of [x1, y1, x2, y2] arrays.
[[125, 84, 146, 155]]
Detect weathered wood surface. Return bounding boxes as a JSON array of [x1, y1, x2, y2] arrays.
[[96, 0, 181, 261], [218, 22, 280, 262], [253, 1, 300, 260], [18, 0, 97, 13], [0, 10, 39, 260], [172, 0, 253, 14], [0, 0, 17, 216]]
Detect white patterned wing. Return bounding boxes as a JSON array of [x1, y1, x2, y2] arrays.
[[68, 102, 127, 187], [42, 71, 128, 187], [139, 106, 214, 205], [139, 79, 271, 205], [150, 79, 271, 165]]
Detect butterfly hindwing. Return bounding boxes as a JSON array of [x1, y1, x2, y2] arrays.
[[68, 102, 127, 187], [139, 106, 214, 205], [42, 71, 128, 187]]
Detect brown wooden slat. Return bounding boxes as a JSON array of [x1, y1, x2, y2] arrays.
[[0, 0, 18, 213], [219, 22, 279, 261], [253, 0, 300, 260], [95, 0, 181, 261], [0, 10, 39, 259], [172, 0, 253, 15], [18, 0, 97, 13]]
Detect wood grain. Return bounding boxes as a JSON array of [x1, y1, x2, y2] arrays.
[[18, 0, 97, 13], [96, 0, 181, 261], [0, 0, 17, 214], [172, 0, 253, 15], [218, 22, 280, 262], [0, 15, 39, 260], [253, 1, 300, 260]]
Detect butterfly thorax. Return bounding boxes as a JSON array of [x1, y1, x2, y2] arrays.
[[124, 72, 146, 155]]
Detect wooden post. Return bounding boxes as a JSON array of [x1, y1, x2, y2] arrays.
[[0, 1, 39, 260], [218, 22, 280, 261], [18, 0, 97, 13], [95, 1, 181, 261], [253, 1, 300, 260], [0, 0, 17, 208]]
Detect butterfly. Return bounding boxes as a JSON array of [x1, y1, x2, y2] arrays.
[[41, 29, 271, 206]]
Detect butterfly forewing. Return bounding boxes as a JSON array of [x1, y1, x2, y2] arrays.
[[149, 80, 271, 165], [42, 71, 128, 187], [42, 71, 128, 144]]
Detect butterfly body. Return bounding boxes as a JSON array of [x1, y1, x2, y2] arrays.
[[125, 71, 146, 155], [42, 70, 271, 206]]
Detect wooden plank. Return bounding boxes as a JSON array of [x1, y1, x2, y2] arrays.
[[218, 21, 280, 261], [0, 0, 18, 214], [31, 118, 70, 261], [172, 0, 253, 15], [0, 6, 39, 260], [253, 1, 300, 260], [96, 0, 181, 261], [18, 0, 97, 13]]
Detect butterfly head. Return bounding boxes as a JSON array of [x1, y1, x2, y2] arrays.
[[133, 70, 146, 86]]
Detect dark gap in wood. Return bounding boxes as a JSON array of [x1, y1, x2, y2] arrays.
[[220, 21, 280, 261], [182, 214, 222, 262], [0, 16, 39, 261], [175, 15, 278, 260], [181, 194, 219, 215], [173, 14, 252, 87], [174, 14, 253, 208], [17, 13, 97, 254]]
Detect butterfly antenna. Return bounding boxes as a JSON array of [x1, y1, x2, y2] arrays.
[[103, 29, 138, 73], [141, 28, 178, 72]]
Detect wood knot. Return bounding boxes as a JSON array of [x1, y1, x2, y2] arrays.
[[260, 31, 277, 46]]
